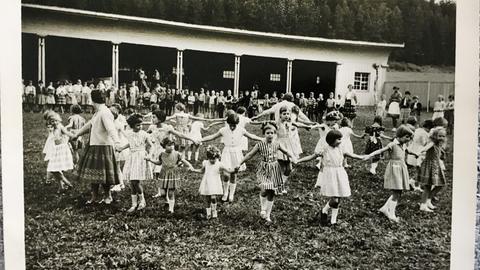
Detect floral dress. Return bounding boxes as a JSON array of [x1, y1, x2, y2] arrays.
[[122, 130, 152, 181]]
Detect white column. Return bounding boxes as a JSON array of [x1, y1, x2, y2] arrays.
[[234, 54, 241, 97], [176, 49, 184, 90], [334, 62, 342, 97], [112, 43, 119, 87], [286, 59, 293, 93], [38, 36, 46, 83]]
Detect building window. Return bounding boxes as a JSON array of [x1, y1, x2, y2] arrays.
[[223, 71, 235, 79], [270, 74, 281, 82], [353, 72, 370, 90]]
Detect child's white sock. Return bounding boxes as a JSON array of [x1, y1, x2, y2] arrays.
[[331, 208, 339, 224], [222, 182, 229, 201], [206, 207, 212, 219], [259, 194, 267, 217], [379, 195, 393, 213], [187, 151, 192, 160], [137, 193, 146, 210], [168, 198, 175, 213], [228, 183, 237, 202], [211, 203, 217, 218], [389, 200, 399, 222], [265, 200, 274, 222], [370, 162, 378, 174], [426, 199, 437, 209], [127, 195, 138, 213], [194, 151, 199, 161], [322, 201, 331, 214]]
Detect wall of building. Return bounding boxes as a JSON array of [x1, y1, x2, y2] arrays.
[[22, 6, 394, 105]]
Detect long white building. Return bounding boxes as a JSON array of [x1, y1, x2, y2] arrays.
[[22, 4, 404, 105]]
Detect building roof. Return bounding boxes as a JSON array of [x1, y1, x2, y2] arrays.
[[23, 3, 405, 49]]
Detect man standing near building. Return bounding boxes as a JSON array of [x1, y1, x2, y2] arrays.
[[24, 80, 36, 113]]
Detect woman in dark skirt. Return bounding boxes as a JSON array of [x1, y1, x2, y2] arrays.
[[73, 90, 121, 205], [342, 84, 358, 123]]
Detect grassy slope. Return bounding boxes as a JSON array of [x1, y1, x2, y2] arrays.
[[23, 109, 452, 269]]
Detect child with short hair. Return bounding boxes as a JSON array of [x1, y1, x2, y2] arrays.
[[406, 119, 434, 191], [65, 104, 86, 165], [410, 95, 422, 120], [363, 116, 392, 175], [339, 117, 363, 168], [146, 137, 194, 213], [366, 125, 418, 222], [117, 114, 154, 212], [297, 130, 367, 226], [187, 113, 212, 162], [190, 146, 235, 219], [201, 112, 263, 202], [237, 122, 296, 222], [417, 127, 448, 212]]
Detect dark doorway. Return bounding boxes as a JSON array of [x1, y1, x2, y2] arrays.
[[183, 50, 234, 92], [119, 43, 176, 86], [21, 33, 38, 83], [291, 60, 336, 98], [45, 36, 110, 83], [239, 55, 287, 97]]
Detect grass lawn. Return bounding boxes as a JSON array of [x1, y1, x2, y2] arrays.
[[23, 108, 452, 269]]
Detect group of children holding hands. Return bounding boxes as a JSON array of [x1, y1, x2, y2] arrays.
[[42, 95, 450, 226]]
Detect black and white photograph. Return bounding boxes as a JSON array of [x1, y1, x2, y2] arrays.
[[3, 0, 477, 269]]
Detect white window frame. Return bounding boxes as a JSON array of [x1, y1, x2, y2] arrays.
[[270, 73, 281, 82], [353, 72, 370, 91], [223, 70, 235, 79]]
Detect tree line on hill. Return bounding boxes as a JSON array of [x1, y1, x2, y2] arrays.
[[24, 0, 456, 66]]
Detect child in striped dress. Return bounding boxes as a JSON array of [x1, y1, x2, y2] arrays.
[[297, 130, 367, 226], [237, 122, 296, 222], [65, 105, 86, 166], [146, 137, 194, 213], [366, 125, 417, 222], [201, 113, 263, 202], [117, 114, 153, 212], [190, 146, 235, 219], [42, 111, 75, 191]]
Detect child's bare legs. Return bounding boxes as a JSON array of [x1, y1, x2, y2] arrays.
[[188, 144, 199, 161], [51, 171, 73, 190], [205, 196, 218, 219], [321, 197, 340, 225], [152, 174, 166, 198], [369, 161, 378, 175], [420, 185, 433, 212], [228, 172, 238, 202], [166, 189, 176, 213], [278, 160, 291, 194], [221, 174, 230, 202], [380, 190, 402, 222], [111, 161, 125, 192]]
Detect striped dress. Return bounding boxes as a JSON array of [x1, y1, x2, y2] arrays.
[[256, 141, 283, 192]]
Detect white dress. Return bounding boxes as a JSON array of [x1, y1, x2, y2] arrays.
[[238, 115, 251, 151], [339, 126, 354, 154], [114, 115, 130, 162], [220, 126, 246, 171], [198, 160, 224, 195], [432, 101, 445, 119], [315, 146, 351, 197], [46, 131, 74, 172], [376, 100, 387, 117], [406, 128, 429, 166], [188, 121, 204, 144], [122, 130, 153, 181]]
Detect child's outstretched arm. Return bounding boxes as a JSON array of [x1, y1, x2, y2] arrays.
[[351, 132, 365, 138], [189, 162, 205, 174], [243, 130, 263, 142], [292, 121, 312, 130], [170, 129, 199, 144], [278, 144, 296, 163], [297, 152, 320, 164], [59, 125, 76, 138], [344, 152, 367, 160], [72, 121, 92, 138], [145, 155, 161, 165], [366, 145, 390, 159], [200, 130, 222, 143], [206, 120, 225, 129], [117, 143, 130, 152], [380, 133, 393, 141], [179, 157, 194, 170], [237, 144, 259, 168]]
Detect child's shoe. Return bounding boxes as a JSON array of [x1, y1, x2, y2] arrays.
[[137, 194, 146, 210], [127, 195, 138, 213]]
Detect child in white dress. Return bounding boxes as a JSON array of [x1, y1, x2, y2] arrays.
[[339, 118, 363, 168], [190, 146, 235, 219], [187, 113, 212, 162], [110, 104, 129, 192], [432, 95, 446, 120], [201, 113, 263, 202], [376, 94, 387, 119], [297, 130, 367, 226], [236, 106, 252, 152], [117, 114, 153, 212], [43, 111, 75, 191]]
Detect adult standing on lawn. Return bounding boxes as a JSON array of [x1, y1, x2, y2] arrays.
[[387, 86, 402, 131], [342, 84, 358, 125], [73, 90, 121, 205]]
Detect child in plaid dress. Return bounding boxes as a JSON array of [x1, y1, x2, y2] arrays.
[[190, 146, 235, 219], [65, 105, 86, 166], [117, 114, 154, 213], [43, 111, 75, 191], [237, 122, 296, 223], [146, 137, 194, 213]]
